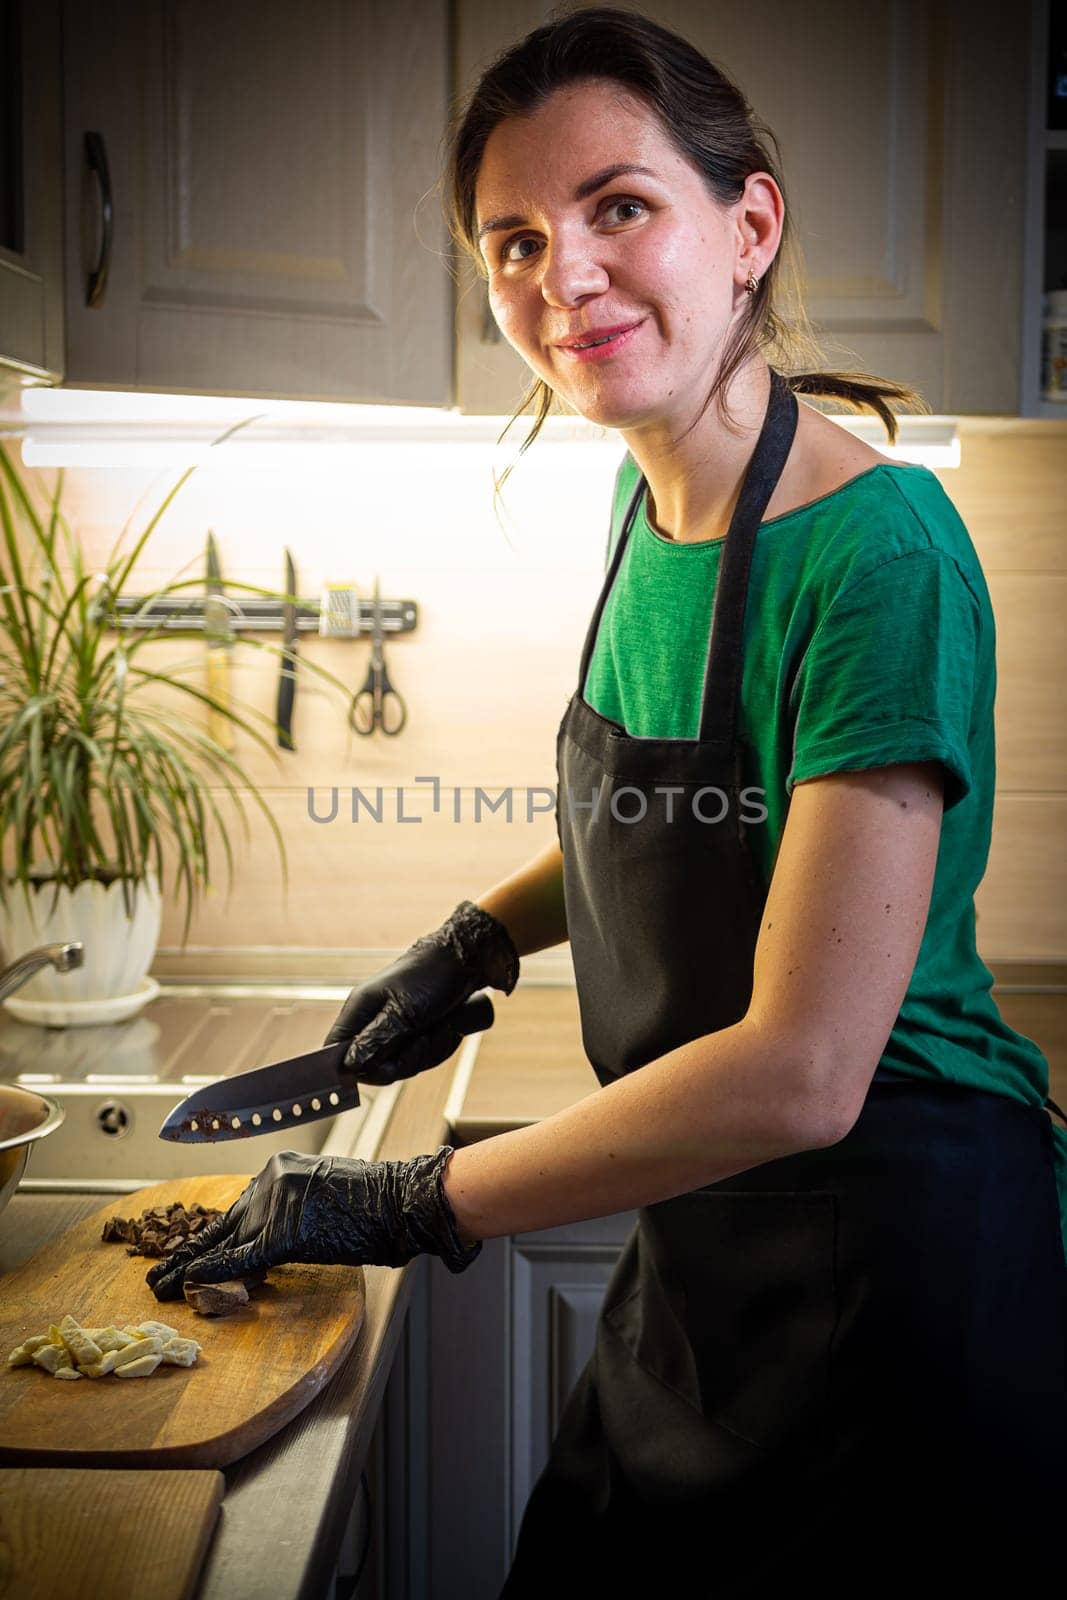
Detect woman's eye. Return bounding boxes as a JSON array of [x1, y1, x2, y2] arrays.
[[602, 199, 647, 225], [501, 235, 541, 264], [497, 198, 647, 266]]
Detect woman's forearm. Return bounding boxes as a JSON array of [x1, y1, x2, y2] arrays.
[[441, 1019, 843, 1246], [474, 836, 567, 959]]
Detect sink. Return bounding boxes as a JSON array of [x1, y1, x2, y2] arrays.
[[0, 987, 393, 1192], [12, 1082, 377, 1188]]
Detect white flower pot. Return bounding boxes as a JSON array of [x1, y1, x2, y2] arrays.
[[0, 872, 163, 1025]]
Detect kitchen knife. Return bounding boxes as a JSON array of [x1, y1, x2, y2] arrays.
[[157, 992, 494, 1144], [276, 547, 298, 750], [204, 530, 235, 753]]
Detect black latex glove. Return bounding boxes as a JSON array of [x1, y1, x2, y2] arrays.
[[145, 1147, 480, 1301], [323, 899, 519, 1084]]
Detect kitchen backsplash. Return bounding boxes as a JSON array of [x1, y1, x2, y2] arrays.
[[2, 399, 1065, 964]]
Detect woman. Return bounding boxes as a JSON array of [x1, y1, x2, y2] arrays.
[[150, 10, 1067, 1593]]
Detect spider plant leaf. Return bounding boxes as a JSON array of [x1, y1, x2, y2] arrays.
[[0, 471, 42, 682], [40, 568, 99, 687], [124, 665, 289, 763]]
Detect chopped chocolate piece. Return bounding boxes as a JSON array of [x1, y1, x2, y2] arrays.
[[103, 1198, 224, 1257], [183, 1279, 250, 1317]]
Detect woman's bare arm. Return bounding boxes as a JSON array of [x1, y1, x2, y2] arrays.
[[475, 836, 567, 958], [443, 761, 945, 1244]]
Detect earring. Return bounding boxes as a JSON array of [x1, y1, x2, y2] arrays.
[[744, 270, 760, 295]]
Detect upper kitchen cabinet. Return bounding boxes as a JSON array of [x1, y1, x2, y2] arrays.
[[454, 0, 1029, 418], [61, 0, 451, 403], [0, 0, 64, 380], [1022, 0, 1067, 415]]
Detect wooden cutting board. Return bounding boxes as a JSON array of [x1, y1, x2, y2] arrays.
[[0, 1175, 366, 1469], [0, 1468, 224, 1600]]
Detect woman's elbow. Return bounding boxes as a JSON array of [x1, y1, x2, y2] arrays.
[[799, 1053, 873, 1147], [771, 1038, 872, 1151]]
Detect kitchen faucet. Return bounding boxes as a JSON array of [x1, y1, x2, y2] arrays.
[[0, 942, 84, 1003]]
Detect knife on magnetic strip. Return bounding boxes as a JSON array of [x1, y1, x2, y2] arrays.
[[276, 547, 298, 750], [204, 530, 235, 753], [157, 993, 494, 1143]]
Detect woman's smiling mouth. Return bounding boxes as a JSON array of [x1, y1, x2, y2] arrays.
[[555, 320, 645, 361]]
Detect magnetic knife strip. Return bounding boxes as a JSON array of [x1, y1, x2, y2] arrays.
[[109, 596, 418, 634]]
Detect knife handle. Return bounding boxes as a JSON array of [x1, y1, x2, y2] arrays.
[[276, 655, 296, 751], [206, 648, 234, 753], [456, 993, 494, 1035]]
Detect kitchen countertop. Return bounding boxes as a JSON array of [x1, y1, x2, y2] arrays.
[[0, 1048, 461, 1600], [449, 980, 1067, 1143], [450, 986, 597, 1144]]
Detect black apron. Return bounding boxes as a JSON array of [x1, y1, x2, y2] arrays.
[[499, 370, 1067, 1598]]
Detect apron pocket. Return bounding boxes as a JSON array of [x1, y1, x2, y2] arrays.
[[607, 1189, 838, 1455]]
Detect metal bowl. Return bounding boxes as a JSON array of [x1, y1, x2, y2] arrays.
[[0, 1084, 65, 1220]]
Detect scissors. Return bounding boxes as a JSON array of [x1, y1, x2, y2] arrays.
[[349, 578, 407, 736]]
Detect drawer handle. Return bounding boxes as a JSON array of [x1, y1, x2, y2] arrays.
[[84, 130, 113, 309]]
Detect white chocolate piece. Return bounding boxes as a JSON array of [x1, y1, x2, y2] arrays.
[[59, 1316, 103, 1369], [81, 1348, 125, 1378], [32, 1344, 64, 1374], [91, 1327, 138, 1353], [53, 1366, 83, 1380], [110, 1336, 163, 1368], [113, 1352, 161, 1378], [7, 1346, 32, 1367], [159, 1337, 200, 1367], [133, 1320, 179, 1343]]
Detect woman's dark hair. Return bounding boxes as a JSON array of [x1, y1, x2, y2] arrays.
[[445, 6, 928, 472]]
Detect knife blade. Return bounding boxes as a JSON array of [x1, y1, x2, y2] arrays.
[[204, 530, 235, 754], [157, 992, 494, 1143], [276, 547, 298, 750]]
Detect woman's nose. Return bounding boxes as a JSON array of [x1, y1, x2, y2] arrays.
[[538, 237, 610, 307]]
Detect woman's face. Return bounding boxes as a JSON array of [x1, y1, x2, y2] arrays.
[[474, 79, 779, 433]]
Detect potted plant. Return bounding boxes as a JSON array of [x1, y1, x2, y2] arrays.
[[0, 424, 346, 1025]]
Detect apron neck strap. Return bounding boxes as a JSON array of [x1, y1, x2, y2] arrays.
[[699, 368, 798, 745], [576, 368, 799, 748]]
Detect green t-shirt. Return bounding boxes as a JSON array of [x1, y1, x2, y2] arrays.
[[583, 452, 1067, 1264]]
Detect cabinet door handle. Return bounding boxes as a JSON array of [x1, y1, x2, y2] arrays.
[[84, 131, 113, 309]]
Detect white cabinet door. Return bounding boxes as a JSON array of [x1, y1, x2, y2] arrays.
[[507, 1220, 634, 1544], [427, 1212, 634, 1598], [0, 0, 63, 379], [62, 0, 450, 402], [454, 0, 1027, 417]]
